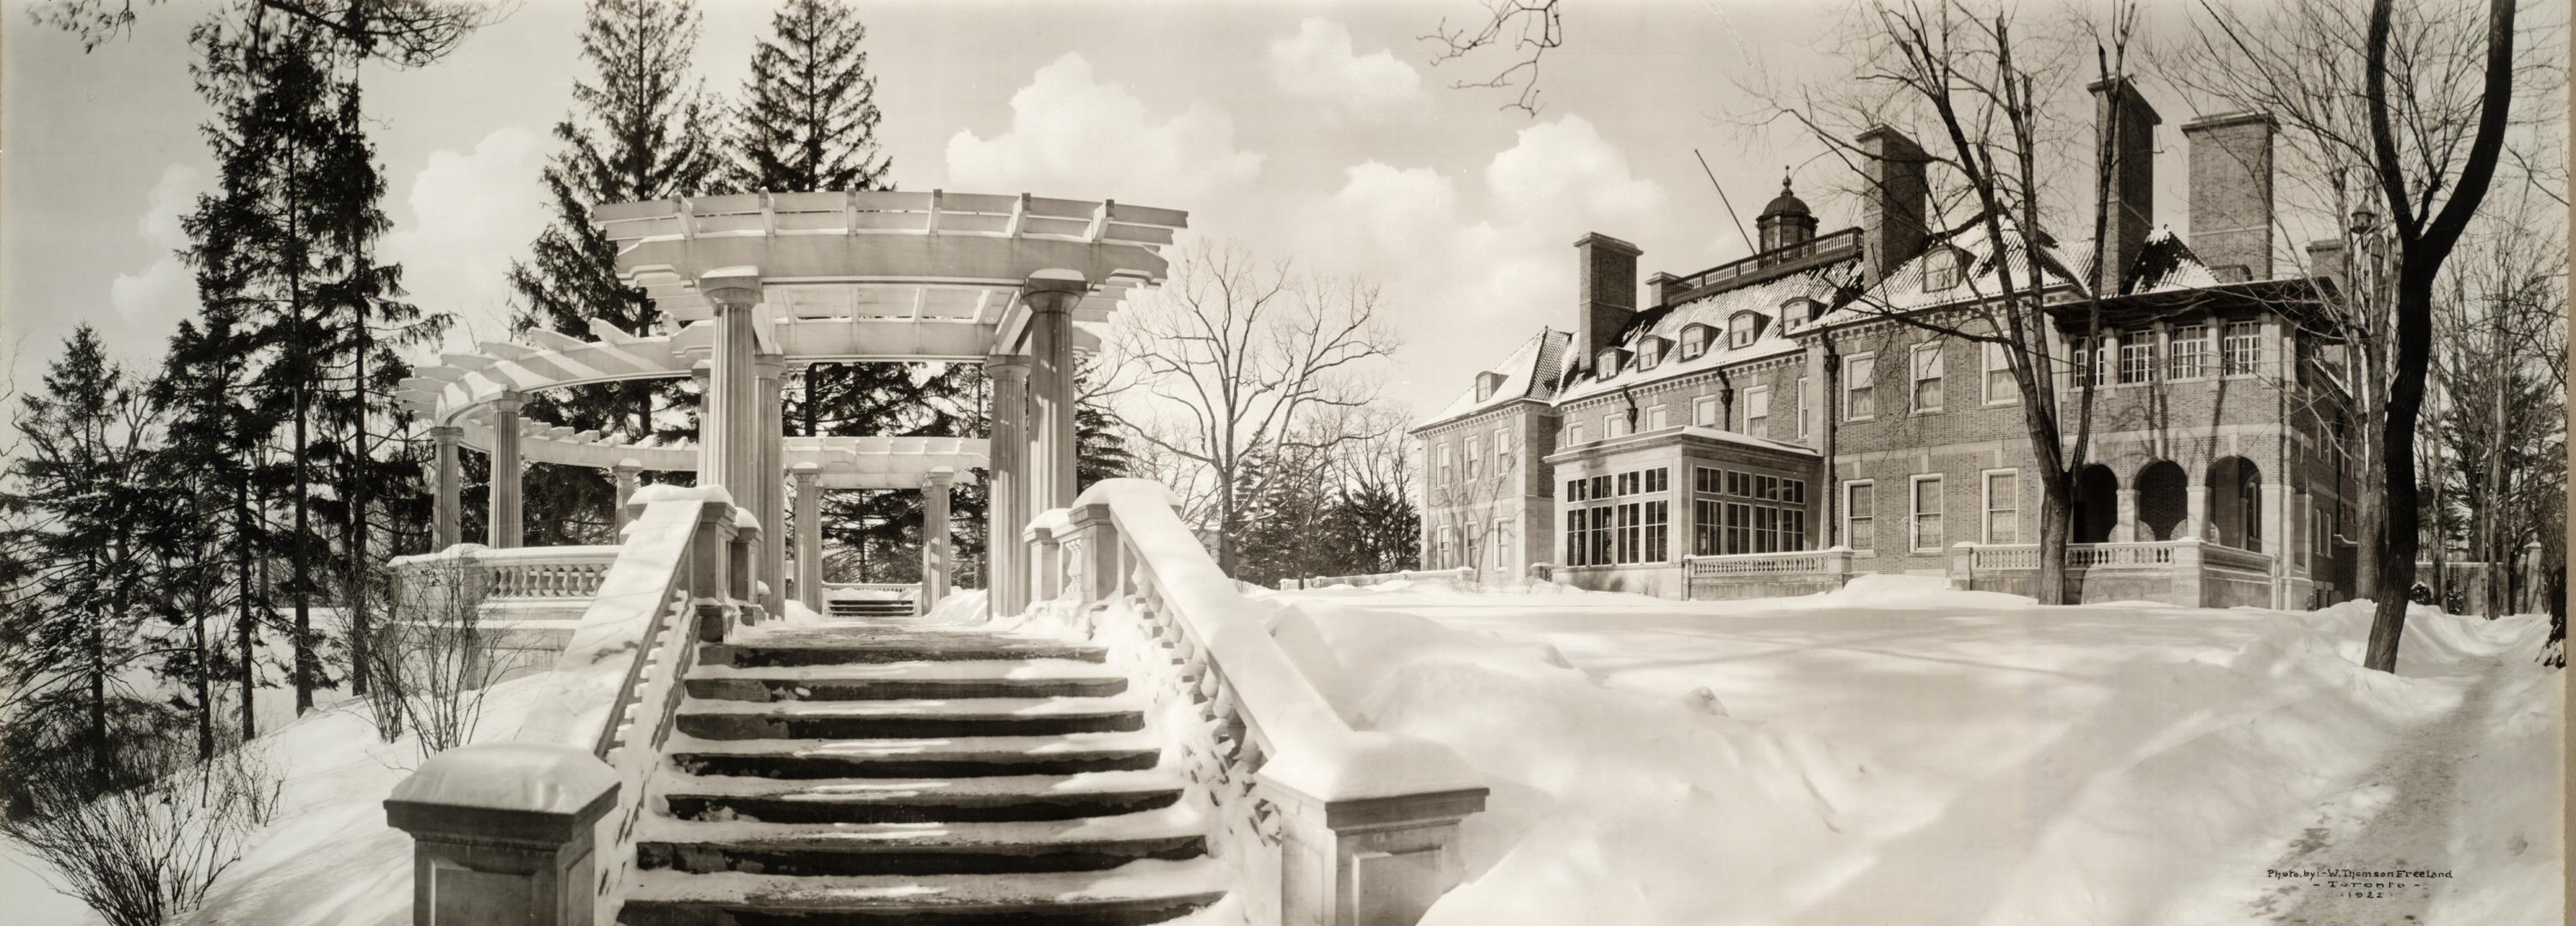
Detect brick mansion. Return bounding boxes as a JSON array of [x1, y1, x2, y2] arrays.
[[1412, 81, 2362, 609]]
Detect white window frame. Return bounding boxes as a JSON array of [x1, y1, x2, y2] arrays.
[[1745, 385, 1770, 436], [1567, 422, 1586, 446], [1438, 526, 1456, 567], [1797, 376, 1811, 437], [1491, 517, 1513, 572], [1911, 342, 1944, 413], [2118, 335, 2158, 384], [1843, 352, 1877, 422], [1692, 394, 1720, 427], [1439, 444, 1453, 485], [1728, 313, 1759, 348], [1924, 247, 1962, 291], [1981, 468, 2020, 544], [1909, 474, 1944, 552], [2222, 321, 2262, 377], [1842, 479, 1875, 551], [1493, 427, 1509, 460], [1464, 437, 1480, 479], [1982, 341, 2018, 405], [1603, 412, 1627, 439], [2170, 323, 2212, 380], [1647, 405, 1670, 430]]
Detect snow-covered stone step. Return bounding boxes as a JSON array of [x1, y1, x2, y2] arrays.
[[675, 695, 1147, 740], [704, 626, 1108, 667], [618, 859, 1229, 926], [685, 658, 1128, 701], [633, 804, 1207, 877], [655, 769, 1188, 824], [667, 731, 1164, 779]]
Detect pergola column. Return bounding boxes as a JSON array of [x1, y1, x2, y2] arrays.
[[756, 353, 788, 618], [488, 392, 526, 549], [1024, 272, 1085, 514], [704, 269, 764, 502], [922, 467, 955, 609], [431, 424, 461, 550], [612, 459, 642, 535], [793, 463, 823, 613], [690, 361, 716, 477], [985, 354, 1032, 616]]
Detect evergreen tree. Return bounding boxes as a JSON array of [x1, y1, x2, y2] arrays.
[[728, 0, 889, 194], [0, 328, 178, 795], [506, 0, 729, 544]]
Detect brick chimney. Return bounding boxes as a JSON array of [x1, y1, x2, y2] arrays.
[[2183, 112, 2276, 283], [1855, 125, 1931, 288], [1573, 232, 1641, 374], [2089, 78, 2161, 296], [1646, 271, 1683, 309]]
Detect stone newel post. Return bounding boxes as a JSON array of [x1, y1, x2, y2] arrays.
[[611, 459, 642, 535], [382, 742, 618, 926]]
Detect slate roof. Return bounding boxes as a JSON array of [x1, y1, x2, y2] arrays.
[[1555, 258, 1860, 404], [1811, 219, 2220, 327], [1416, 328, 1571, 430]]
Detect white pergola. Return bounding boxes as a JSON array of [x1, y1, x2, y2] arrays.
[[404, 189, 1184, 617]]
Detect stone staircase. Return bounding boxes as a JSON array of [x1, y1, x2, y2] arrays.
[[617, 617, 1228, 926], [826, 598, 922, 620]]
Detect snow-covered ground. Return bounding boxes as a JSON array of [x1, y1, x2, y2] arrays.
[[4, 580, 2557, 926], [1264, 575, 2562, 926]]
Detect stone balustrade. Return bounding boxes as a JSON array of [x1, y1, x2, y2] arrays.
[[1949, 538, 2279, 608], [1043, 479, 1488, 926]]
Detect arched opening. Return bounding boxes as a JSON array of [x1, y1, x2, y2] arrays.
[[2207, 456, 2263, 550], [2135, 460, 2190, 541], [2076, 464, 2119, 544]]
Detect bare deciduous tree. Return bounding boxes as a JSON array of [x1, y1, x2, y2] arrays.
[[1112, 238, 1401, 575], [362, 556, 531, 758], [1758, 0, 2138, 604], [1420, 0, 1564, 115]]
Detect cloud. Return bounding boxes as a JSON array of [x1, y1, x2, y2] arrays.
[[945, 53, 1263, 204], [379, 126, 550, 352], [1268, 19, 1423, 117], [1283, 116, 1683, 406], [106, 164, 206, 336]]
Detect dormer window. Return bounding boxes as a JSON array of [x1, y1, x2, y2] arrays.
[[1728, 312, 1765, 349], [1637, 336, 1670, 370], [1597, 348, 1625, 379], [1679, 324, 1714, 360], [1924, 248, 1964, 291], [1474, 370, 1507, 402]]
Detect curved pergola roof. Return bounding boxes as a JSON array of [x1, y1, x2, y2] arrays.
[[395, 189, 1185, 479]]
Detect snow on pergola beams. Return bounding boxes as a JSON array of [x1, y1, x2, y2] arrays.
[[594, 190, 1185, 324], [446, 404, 986, 485]]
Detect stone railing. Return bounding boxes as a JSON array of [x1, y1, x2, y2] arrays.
[[1037, 479, 1488, 926], [1680, 547, 1859, 600], [390, 544, 620, 610], [1950, 539, 2279, 608], [386, 490, 762, 926], [1279, 566, 1477, 591]]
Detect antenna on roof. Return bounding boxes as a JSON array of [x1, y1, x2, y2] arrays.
[[1694, 149, 1759, 257]]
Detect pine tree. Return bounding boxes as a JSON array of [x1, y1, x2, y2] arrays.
[[506, 0, 728, 544], [729, 0, 889, 194], [0, 328, 177, 794]]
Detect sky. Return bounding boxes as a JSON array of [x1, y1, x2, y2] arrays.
[[3, 0, 2231, 424]]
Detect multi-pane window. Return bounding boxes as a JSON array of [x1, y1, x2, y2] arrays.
[[2075, 340, 2110, 387], [1438, 527, 1455, 567], [1647, 406, 1670, 430], [1843, 481, 1874, 551], [2222, 321, 2262, 376], [1984, 471, 2019, 544], [1845, 354, 1877, 420], [2119, 336, 2158, 384], [1910, 476, 1944, 551], [1694, 395, 1720, 427], [1691, 466, 1807, 556], [1983, 341, 2016, 403], [2170, 324, 2211, 379], [1603, 412, 1628, 439], [1464, 438, 1480, 478], [1565, 467, 1670, 567], [1912, 344, 1944, 412], [1566, 423, 1586, 446], [1745, 387, 1770, 436], [1729, 313, 1759, 348], [1439, 445, 1453, 484], [1493, 428, 1509, 460]]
